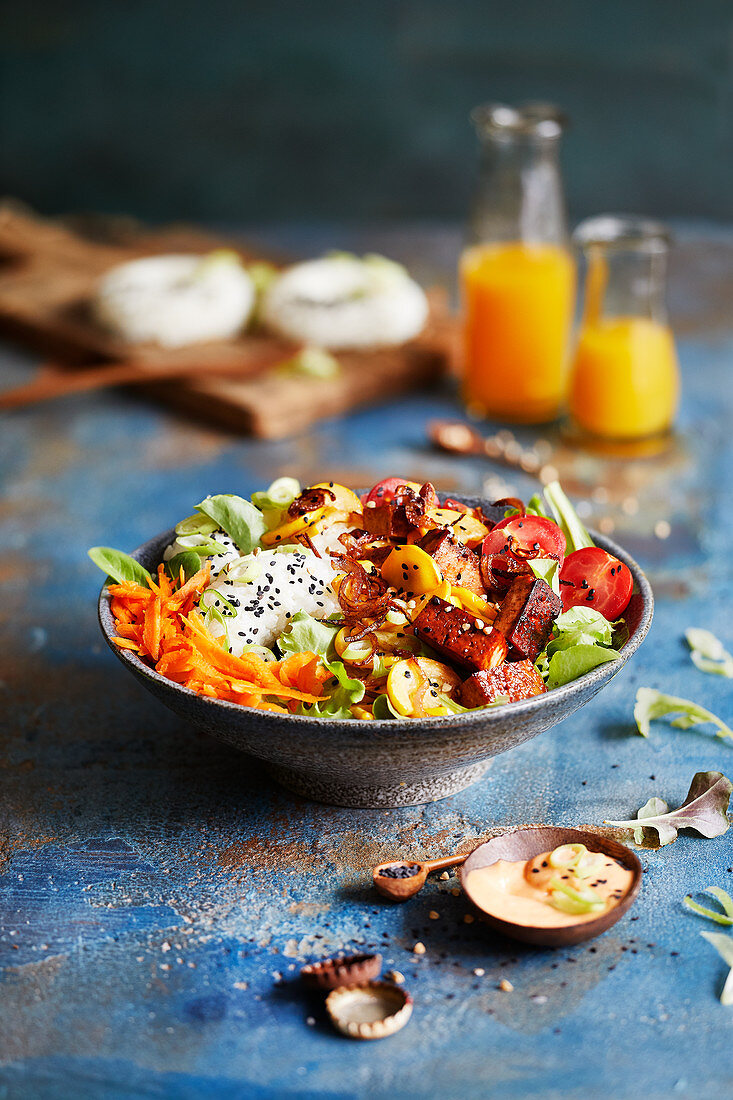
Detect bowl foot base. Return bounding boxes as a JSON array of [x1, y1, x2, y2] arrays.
[[264, 760, 491, 808]]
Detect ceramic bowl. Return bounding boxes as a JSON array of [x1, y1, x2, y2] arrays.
[[97, 496, 653, 807], [460, 826, 643, 947]]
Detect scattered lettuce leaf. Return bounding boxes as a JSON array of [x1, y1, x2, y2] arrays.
[[88, 547, 151, 587], [528, 557, 561, 597], [634, 687, 733, 740], [605, 771, 733, 846], [686, 628, 733, 678], [546, 644, 618, 689], [296, 659, 365, 718], [165, 550, 204, 582], [701, 931, 733, 1005], [196, 494, 265, 554], [542, 480, 595, 554], [684, 886, 733, 927], [278, 611, 339, 660]]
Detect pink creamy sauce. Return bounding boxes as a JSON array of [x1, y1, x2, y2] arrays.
[[465, 848, 634, 928]]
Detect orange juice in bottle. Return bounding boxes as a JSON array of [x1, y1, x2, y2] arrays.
[[462, 242, 575, 422], [462, 103, 575, 423], [569, 217, 679, 440]]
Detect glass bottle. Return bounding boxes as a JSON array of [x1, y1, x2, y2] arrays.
[[569, 216, 679, 440], [461, 102, 576, 423]]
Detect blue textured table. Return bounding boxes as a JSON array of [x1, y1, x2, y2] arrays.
[[1, 224, 732, 1099]]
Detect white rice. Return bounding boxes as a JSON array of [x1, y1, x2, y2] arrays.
[[261, 254, 429, 349], [308, 519, 352, 557], [94, 253, 255, 347], [201, 549, 340, 654]]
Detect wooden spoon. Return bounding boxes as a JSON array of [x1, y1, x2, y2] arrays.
[[372, 853, 469, 902]]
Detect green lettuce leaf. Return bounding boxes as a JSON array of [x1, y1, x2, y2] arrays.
[[196, 494, 265, 554], [701, 931, 733, 1005], [543, 480, 595, 554], [686, 628, 733, 678], [165, 550, 204, 582], [277, 611, 339, 660], [634, 687, 733, 740], [88, 547, 151, 587], [605, 771, 733, 846], [546, 643, 618, 689], [296, 659, 365, 718], [548, 606, 615, 653]]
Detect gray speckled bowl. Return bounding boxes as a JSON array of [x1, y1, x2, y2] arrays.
[[97, 497, 653, 807]]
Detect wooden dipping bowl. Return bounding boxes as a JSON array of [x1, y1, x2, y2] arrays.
[[460, 826, 643, 948]]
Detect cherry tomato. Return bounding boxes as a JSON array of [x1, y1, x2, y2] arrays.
[[481, 515, 566, 563], [559, 547, 633, 619], [364, 478, 439, 508]]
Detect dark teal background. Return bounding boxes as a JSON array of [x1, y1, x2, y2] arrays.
[[3, 1, 733, 223]]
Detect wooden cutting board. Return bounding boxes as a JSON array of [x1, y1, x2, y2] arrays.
[[0, 203, 455, 437]]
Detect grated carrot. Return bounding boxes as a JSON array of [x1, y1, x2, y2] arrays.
[[107, 569, 329, 711]]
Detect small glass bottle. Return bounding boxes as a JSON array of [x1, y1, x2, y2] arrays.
[[569, 216, 680, 440], [461, 102, 576, 423]]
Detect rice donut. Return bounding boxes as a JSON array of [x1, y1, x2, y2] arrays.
[[94, 252, 256, 348], [261, 253, 429, 349]]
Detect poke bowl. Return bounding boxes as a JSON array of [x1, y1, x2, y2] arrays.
[[95, 483, 653, 807]]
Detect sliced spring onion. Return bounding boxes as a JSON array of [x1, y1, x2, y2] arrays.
[[200, 590, 239, 618], [175, 513, 219, 538], [385, 608, 409, 627], [548, 877, 606, 915], [174, 533, 232, 556], [542, 480, 595, 554], [701, 931, 733, 1005], [251, 477, 301, 513], [193, 249, 243, 278], [278, 346, 340, 379], [549, 843, 587, 870], [683, 887, 733, 926], [225, 556, 262, 584], [341, 642, 374, 662], [203, 605, 231, 649], [241, 644, 277, 663]]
